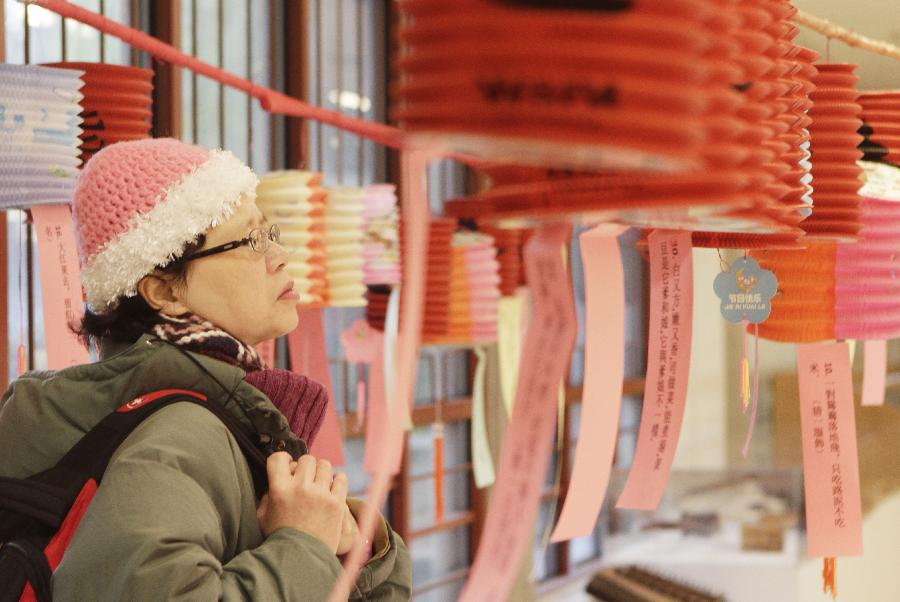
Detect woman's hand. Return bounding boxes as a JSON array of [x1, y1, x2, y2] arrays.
[[336, 504, 362, 556], [256, 452, 347, 553]]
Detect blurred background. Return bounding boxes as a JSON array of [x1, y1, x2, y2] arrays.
[[2, 1, 899, 600]]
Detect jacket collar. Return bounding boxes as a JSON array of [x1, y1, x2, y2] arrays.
[[99, 334, 305, 458]]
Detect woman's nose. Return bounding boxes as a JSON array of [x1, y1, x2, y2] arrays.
[[265, 242, 289, 272]]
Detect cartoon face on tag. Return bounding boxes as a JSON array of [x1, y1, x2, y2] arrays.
[[735, 266, 757, 292], [713, 256, 778, 324]]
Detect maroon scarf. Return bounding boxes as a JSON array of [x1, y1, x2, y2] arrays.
[[153, 313, 327, 444]]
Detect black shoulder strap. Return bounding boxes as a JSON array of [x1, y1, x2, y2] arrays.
[[56, 391, 268, 490], [0, 391, 269, 531]]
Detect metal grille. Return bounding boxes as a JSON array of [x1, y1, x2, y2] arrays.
[[307, 0, 386, 186], [3, 0, 134, 66], [179, 0, 279, 171]]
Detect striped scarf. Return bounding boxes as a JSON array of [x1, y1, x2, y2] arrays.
[[151, 313, 264, 372]]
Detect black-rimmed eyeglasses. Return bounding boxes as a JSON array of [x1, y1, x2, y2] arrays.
[[177, 223, 281, 263]]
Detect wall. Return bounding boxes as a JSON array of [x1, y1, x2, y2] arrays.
[[793, 0, 900, 90], [672, 249, 730, 470]]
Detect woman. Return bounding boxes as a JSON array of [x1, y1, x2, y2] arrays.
[[0, 138, 410, 600]]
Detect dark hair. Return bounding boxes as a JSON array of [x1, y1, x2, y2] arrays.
[[74, 235, 206, 349]]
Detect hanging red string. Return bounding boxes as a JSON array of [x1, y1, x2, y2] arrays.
[[433, 422, 445, 525], [16, 215, 27, 376]]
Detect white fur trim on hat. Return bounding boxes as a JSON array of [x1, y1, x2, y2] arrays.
[[81, 149, 258, 310]]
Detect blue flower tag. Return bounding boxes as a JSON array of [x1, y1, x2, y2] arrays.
[[713, 256, 778, 324]]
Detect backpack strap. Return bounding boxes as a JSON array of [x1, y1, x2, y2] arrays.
[[0, 390, 269, 531]]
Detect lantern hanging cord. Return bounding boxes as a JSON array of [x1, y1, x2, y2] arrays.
[[794, 10, 900, 62]]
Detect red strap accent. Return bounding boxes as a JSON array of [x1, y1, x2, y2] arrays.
[[20, 479, 99, 602], [44, 479, 98, 572], [19, 581, 36, 601], [116, 389, 207, 413], [21, 389, 208, 601]]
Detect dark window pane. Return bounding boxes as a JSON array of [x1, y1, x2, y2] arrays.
[[410, 471, 470, 531], [409, 422, 469, 478], [410, 526, 470, 587], [533, 500, 561, 581]]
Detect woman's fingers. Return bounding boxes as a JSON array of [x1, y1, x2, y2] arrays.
[[258, 453, 350, 551], [330, 472, 349, 501], [278, 453, 347, 497], [293, 454, 317, 483], [313, 458, 333, 488], [266, 451, 293, 493]]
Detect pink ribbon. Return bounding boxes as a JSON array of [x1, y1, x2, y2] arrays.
[[31, 205, 89, 370], [460, 223, 576, 602], [326, 150, 430, 602], [617, 230, 694, 511], [550, 224, 627, 542]]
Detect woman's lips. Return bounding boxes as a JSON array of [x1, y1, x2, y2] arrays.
[[278, 281, 299, 300]]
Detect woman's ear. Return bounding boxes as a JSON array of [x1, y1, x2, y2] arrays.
[[137, 274, 191, 316]]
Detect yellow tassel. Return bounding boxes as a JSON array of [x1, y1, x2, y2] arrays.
[[823, 557, 836, 600], [741, 357, 751, 410]]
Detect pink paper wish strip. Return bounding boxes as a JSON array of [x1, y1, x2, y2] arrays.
[[327, 150, 430, 602], [460, 222, 576, 602], [339, 320, 390, 473], [362, 341, 390, 474], [287, 308, 346, 467], [31, 204, 89, 370], [617, 230, 694, 511], [551, 223, 627, 542], [796, 342, 864, 558]]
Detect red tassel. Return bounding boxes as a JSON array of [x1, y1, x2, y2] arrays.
[[823, 557, 836, 599], [434, 422, 444, 524], [17, 344, 27, 376], [355, 364, 366, 432]]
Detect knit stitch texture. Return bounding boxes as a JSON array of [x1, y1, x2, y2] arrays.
[[74, 138, 209, 262], [73, 138, 258, 309]]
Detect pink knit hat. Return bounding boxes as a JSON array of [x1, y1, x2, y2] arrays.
[[73, 138, 258, 310]]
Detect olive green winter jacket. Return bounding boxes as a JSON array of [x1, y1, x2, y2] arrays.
[[0, 334, 411, 601]]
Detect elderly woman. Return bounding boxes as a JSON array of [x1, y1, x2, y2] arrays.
[[0, 138, 410, 600]]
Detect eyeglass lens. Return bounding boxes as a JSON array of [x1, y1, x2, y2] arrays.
[[249, 224, 280, 253]]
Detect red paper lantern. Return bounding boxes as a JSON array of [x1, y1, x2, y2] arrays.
[[802, 63, 864, 239], [752, 242, 836, 342], [44, 62, 153, 165], [396, 0, 746, 172]]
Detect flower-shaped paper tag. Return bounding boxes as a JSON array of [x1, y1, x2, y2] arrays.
[[340, 319, 382, 364], [713, 256, 778, 324]]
